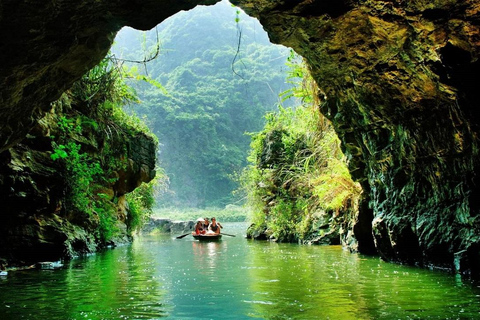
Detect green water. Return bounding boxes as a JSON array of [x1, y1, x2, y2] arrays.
[[1, 223, 479, 319]]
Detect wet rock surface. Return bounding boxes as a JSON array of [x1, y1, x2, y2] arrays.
[[233, 0, 480, 276]]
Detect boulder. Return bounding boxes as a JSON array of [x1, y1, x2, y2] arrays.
[[142, 218, 195, 234]]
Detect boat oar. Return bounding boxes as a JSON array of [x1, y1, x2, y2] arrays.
[[221, 233, 236, 237], [176, 233, 191, 239]]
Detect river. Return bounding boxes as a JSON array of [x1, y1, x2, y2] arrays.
[[1, 223, 479, 319]]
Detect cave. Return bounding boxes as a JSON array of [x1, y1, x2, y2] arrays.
[[1, 0, 480, 276]]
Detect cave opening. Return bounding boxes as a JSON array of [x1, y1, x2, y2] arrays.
[[111, 0, 356, 216], [107, 0, 362, 248], [0, 0, 363, 267]]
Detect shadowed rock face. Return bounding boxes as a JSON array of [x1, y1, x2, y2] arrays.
[[1, 0, 480, 274], [0, 0, 221, 152]]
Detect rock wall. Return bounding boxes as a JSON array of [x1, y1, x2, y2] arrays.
[[0, 94, 156, 265], [232, 0, 480, 274], [1, 0, 480, 275], [0, 0, 221, 153]]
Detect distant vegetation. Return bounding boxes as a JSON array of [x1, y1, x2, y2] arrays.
[[153, 205, 247, 222], [112, 0, 293, 209], [110, 1, 359, 239]]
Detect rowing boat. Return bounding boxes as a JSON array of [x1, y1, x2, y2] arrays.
[[193, 234, 222, 241]]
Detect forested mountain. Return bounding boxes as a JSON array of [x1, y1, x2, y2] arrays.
[[112, 1, 292, 208]]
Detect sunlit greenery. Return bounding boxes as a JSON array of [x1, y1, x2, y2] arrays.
[[242, 52, 362, 242], [126, 174, 168, 232], [50, 56, 161, 243]]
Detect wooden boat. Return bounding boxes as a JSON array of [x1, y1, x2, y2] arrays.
[[193, 234, 222, 241]]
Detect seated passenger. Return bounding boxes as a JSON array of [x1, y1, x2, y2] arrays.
[[193, 221, 205, 235], [203, 217, 210, 230], [207, 217, 222, 235]]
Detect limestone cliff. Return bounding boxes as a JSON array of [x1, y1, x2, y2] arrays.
[[232, 0, 480, 274], [0, 84, 156, 266], [1, 0, 480, 275]]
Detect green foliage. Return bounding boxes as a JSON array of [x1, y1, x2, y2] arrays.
[[51, 120, 123, 242], [51, 121, 107, 221], [126, 174, 166, 232], [235, 10, 241, 23], [242, 55, 361, 242], [95, 202, 118, 243], [50, 54, 159, 243], [70, 55, 138, 108], [65, 142, 103, 216], [57, 116, 76, 134], [51, 144, 68, 160]]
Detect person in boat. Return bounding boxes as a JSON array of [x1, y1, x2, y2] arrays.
[[193, 220, 205, 235], [207, 217, 222, 235], [203, 217, 210, 231]]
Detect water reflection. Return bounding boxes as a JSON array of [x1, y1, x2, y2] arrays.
[[0, 244, 168, 320], [66, 245, 167, 319], [1, 223, 480, 319], [244, 242, 480, 319], [192, 241, 224, 274]]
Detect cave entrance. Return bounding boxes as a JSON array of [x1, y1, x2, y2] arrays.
[[111, 0, 358, 225]]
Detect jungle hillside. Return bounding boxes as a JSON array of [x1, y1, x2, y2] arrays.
[[112, 1, 293, 210]]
